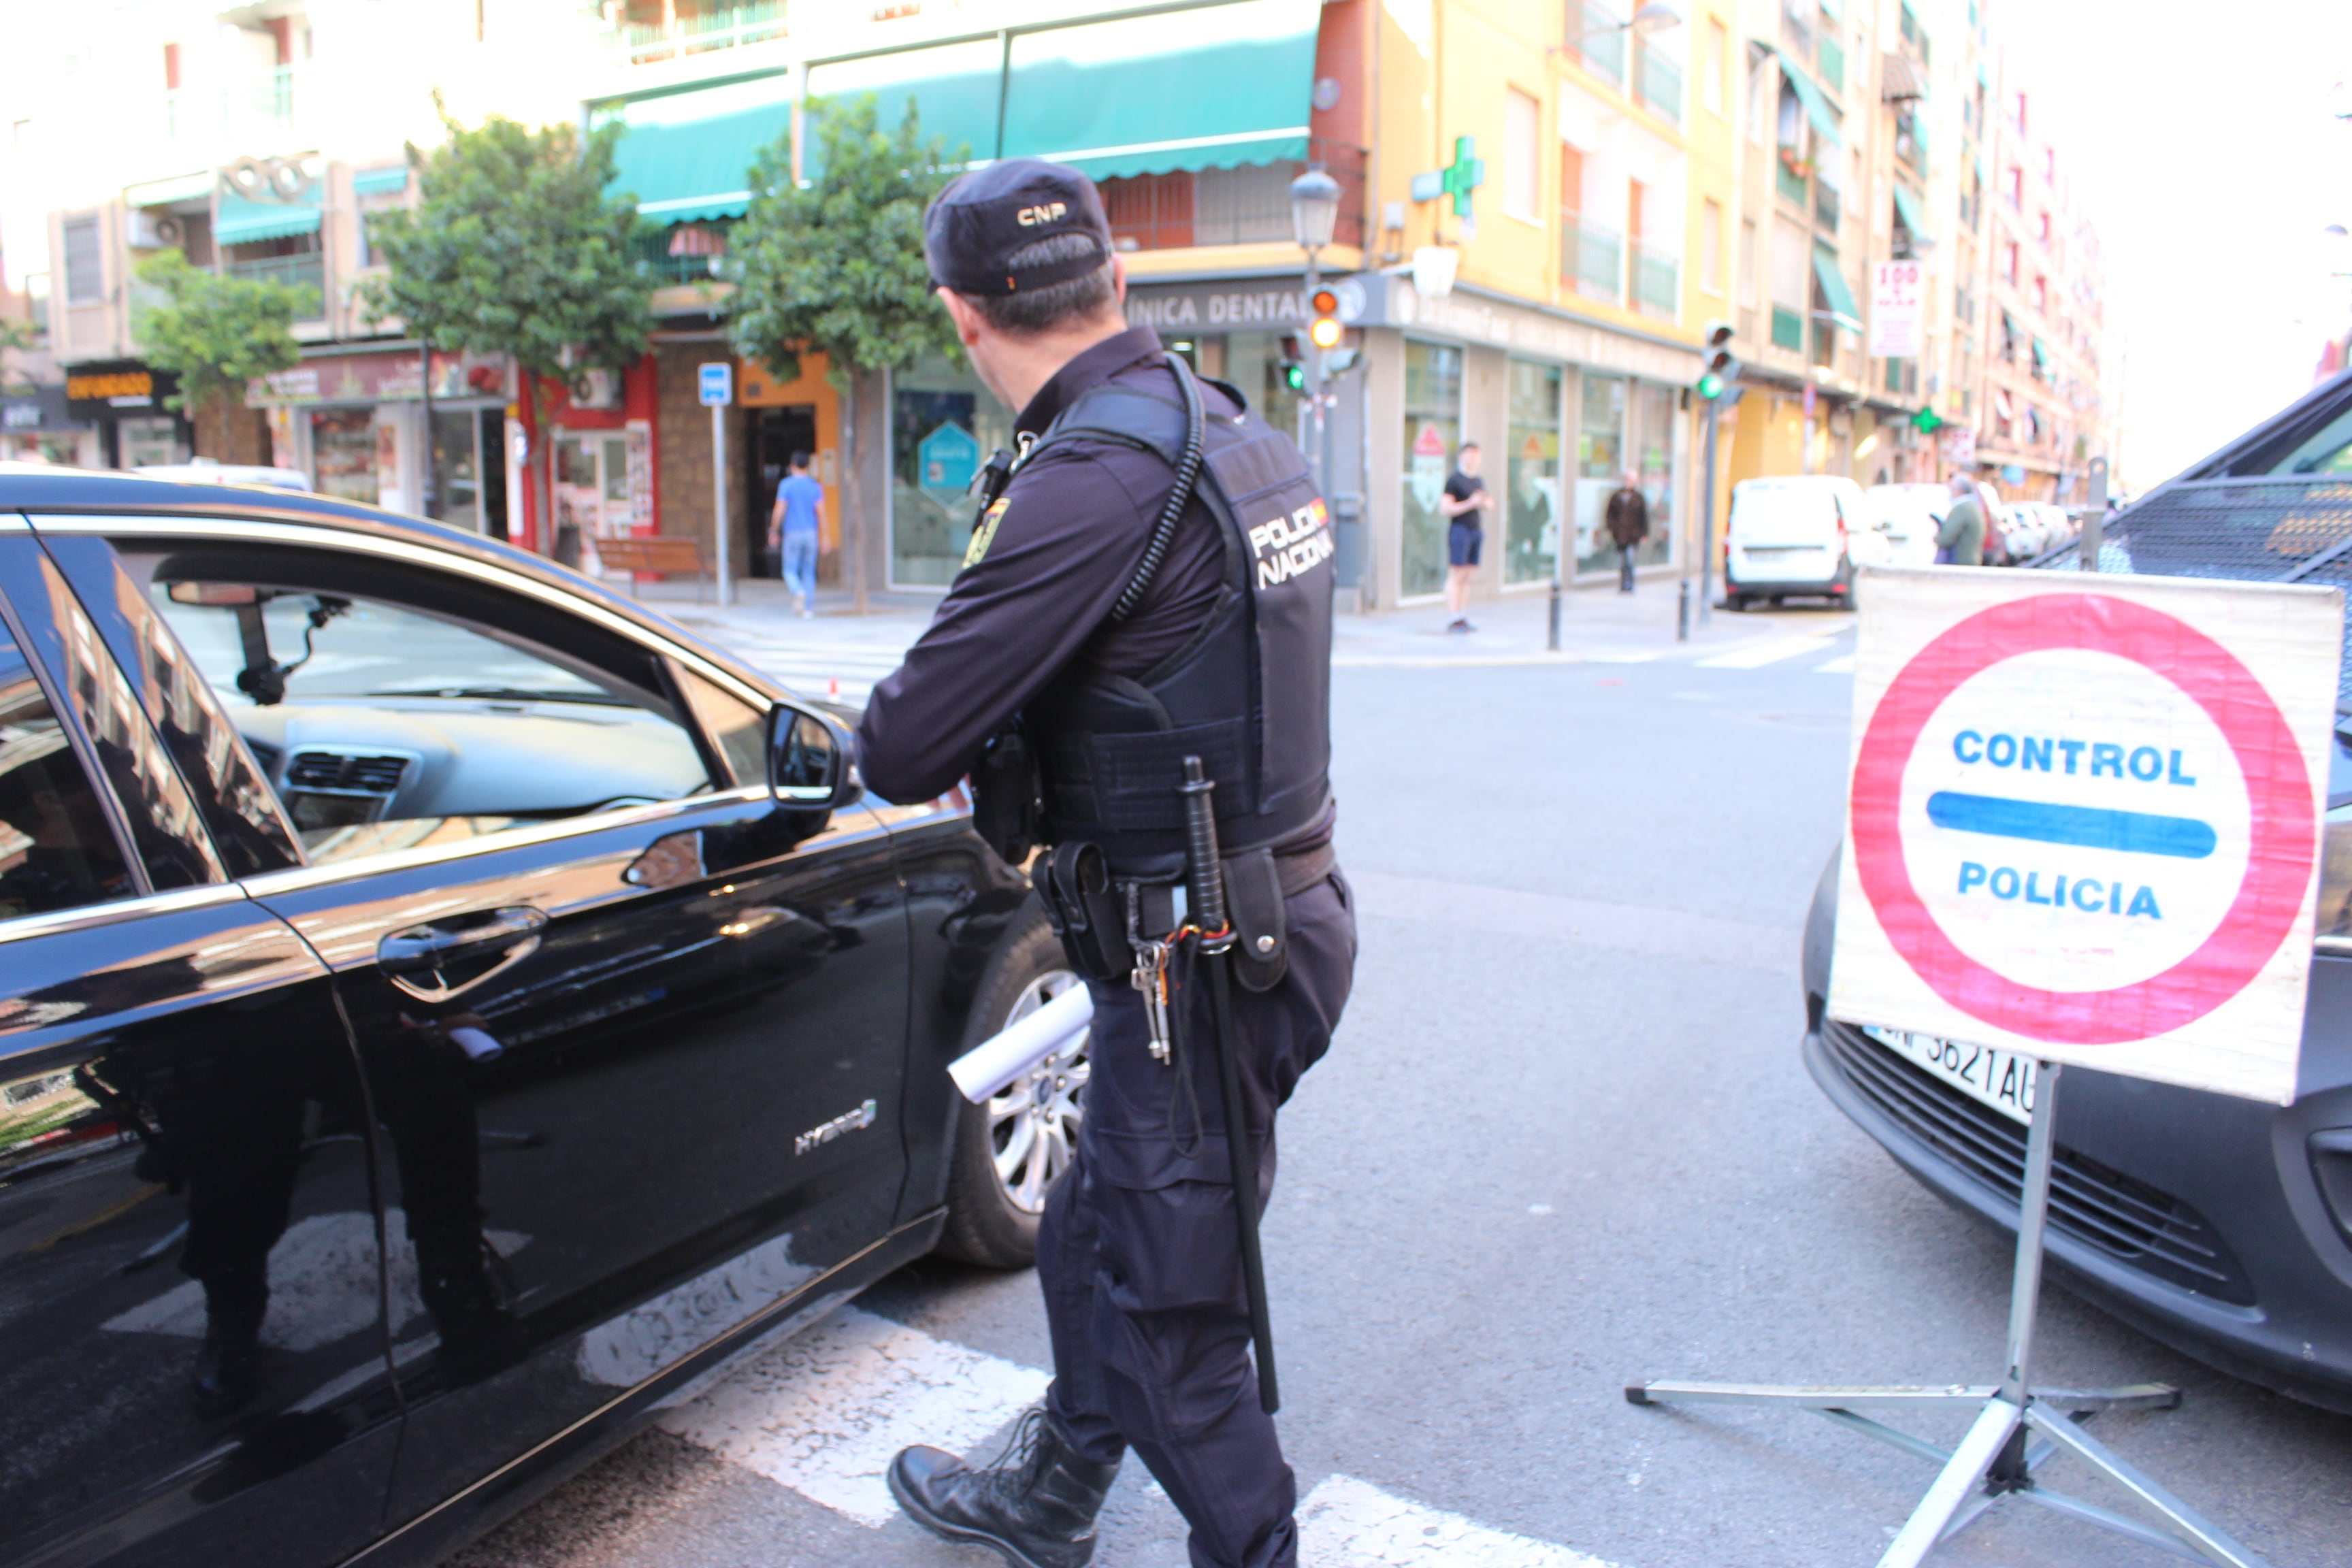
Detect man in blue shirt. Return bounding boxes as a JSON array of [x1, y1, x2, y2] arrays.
[[768, 451, 823, 617]]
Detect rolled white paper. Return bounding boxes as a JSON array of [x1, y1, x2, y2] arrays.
[[448, 1026, 505, 1062], [948, 983, 1094, 1105]]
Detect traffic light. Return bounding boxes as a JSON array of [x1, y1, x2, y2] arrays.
[[1696, 322, 1738, 401], [1308, 287, 1343, 350], [1912, 406, 1944, 435], [1278, 333, 1307, 392]]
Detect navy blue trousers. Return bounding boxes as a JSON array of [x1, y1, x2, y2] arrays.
[[1037, 871, 1356, 1568]]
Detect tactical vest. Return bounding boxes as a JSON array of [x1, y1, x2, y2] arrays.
[[1021, 367, 1335, 882]]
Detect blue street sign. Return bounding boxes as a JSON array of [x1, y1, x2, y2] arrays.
[[698, 362, 733, 406], [917, 421, 981, 497]]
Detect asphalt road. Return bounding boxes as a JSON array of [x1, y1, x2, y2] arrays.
[[450, 604, 2352, 1568]]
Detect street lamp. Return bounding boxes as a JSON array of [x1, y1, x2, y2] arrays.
[[1561, 1, 1682, 46], [1290, 167, 1343, 487]]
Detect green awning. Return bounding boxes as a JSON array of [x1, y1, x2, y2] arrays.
[[1891, 183, 1928, 240], [1812, 244, 1863, 331], [1974, 148, 1987, 184], [216, 191, 321, 245], [1817, 0, 1840, 19], [2031, 338, 2051, 372], [805, 37, 1003, 174], [606, 76, 794, 223], [1000, 0, 1318, 178], [1778, 55, 1842, 149], [351, 165, 409, 197]]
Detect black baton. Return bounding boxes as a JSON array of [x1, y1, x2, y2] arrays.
[[1177, 755, 1279, 1414]]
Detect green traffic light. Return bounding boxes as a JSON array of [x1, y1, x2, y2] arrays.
[[1285, 363, 1306, 391], [1697, 372, 1725, 400]]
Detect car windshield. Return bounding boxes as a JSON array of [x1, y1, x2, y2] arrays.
[[2270, 406, 2352, 476]]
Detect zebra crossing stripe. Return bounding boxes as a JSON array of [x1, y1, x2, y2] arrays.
[[653, 1308, 1624, 1563]]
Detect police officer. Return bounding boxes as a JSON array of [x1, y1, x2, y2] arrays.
[[860, 159, 1356, 1568]]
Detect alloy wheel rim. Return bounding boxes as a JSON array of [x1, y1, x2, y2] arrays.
[[985, 968, 1088, 1215]]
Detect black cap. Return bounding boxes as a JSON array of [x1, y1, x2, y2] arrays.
[[924, 158, 1112, 297]]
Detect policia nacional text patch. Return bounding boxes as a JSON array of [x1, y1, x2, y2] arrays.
[[964, 497, 1010, 569]]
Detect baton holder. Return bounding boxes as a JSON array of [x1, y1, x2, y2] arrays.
[[1629, 1060, 2267, 1568]]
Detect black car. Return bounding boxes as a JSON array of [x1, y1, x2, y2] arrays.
[[1805, 368, 2352, 1414], [0, 470, 1079, 1565]]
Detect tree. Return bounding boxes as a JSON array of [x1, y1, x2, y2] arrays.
[[360, 107, 652, 557], [131, 250, 301, 457], [730, 94, 965, 612], [0, 314, 35, 395]]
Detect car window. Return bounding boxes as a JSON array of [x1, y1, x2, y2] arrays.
[[676, 667, 769, 788], [1733, 485, 1836, 529], [0, 637, 137, 921], [129, 545, 720, 866]]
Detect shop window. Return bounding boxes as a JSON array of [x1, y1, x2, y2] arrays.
[[891, 355, 1011, 589], [1504, 359, 1561, 587], [1400, 340, 1463, 601], [310, 408, 378, 504], [1573, 372, 1625, 578]]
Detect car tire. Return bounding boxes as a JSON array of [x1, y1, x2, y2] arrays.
[[936, 912, 1089, 1270], [1725, 593, 1748, 611]]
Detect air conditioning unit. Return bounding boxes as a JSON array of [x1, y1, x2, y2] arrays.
[[128, 210, 185, 249], [570, 368, 623, 410]]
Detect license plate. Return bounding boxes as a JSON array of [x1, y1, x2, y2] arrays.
[[1859, 1025, 2036, 1125], [1740, 546, 1816, 559]]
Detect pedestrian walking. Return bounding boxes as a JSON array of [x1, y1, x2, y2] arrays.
[[768, 451, 823, 617], [858, 159, 1356, 1568], [1935, 472, 1985, 567], [1439, 442, 1490, 632], [1604, 472, 1648, 593]]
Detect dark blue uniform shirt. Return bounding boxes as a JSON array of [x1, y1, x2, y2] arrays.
[[858, 326, 1239, 805]]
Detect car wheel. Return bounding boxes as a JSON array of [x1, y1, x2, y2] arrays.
[[936, 913, 1089, 1269], [1725, 592, 1748, 611]]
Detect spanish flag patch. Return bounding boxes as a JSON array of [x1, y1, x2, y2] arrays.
[[963, 497, 1011, 569]]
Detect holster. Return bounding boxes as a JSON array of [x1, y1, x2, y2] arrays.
[[970, 728, 1041, 866], [1224, 847, 1288, 992], [1034, 841, 1130, 983]]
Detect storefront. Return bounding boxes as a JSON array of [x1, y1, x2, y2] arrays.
[[250, 346, 514, 536], [1359, 278, 1701, 607], [1, 385, 98, 467], [64, 361, 191, 470]]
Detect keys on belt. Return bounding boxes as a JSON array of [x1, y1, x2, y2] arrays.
[[1130, 938, 1173, 1064]]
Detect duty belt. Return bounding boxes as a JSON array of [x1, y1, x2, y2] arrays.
[[1033, 838, 1335, 1000]]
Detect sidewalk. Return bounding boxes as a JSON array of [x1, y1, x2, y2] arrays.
[[628, 573, 1855, 699]]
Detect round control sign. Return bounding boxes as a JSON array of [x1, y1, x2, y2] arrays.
[[1831, 575, 2340, 1105]]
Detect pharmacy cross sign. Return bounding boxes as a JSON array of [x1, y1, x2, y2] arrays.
[[1409, 136, 1485, 216]]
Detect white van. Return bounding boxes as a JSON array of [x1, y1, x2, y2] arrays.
[[1862, 483, 1950, 567], [1723, 474, 1884, 610]]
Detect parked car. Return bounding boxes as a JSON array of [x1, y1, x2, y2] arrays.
[[133, 460, 313, 492], [1723, 474, 1886, 609], [1803, 366, 2352, 1415], [1988, 497, 2045, 565], [0, 469, 1071, 1565], [1862, 483, 1949, 567]]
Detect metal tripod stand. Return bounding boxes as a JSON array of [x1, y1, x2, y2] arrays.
[[1629, 1061, 2268, 1567]]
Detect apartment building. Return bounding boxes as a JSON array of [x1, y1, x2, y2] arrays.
[[0, 0, 595, 520]]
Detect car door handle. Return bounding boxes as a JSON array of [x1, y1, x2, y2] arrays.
[[378, 906, 549, 975]]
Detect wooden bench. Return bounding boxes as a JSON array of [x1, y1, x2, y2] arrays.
[[594, 535, 710, 600]]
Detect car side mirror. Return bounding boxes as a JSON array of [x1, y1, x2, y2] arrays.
[[768, 704, 862, 811]]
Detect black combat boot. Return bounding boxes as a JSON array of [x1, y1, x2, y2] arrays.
[[888, 1407, 1120, 1568]]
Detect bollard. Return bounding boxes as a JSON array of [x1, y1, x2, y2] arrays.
[[1678, 576, 1692, 641]]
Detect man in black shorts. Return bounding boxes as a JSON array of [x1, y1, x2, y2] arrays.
[[1439, 442, 1489, 633]]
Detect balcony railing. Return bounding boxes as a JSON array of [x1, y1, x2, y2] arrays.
[[631, 224, 733, 284], [1101, 141, 1367, 253], [1776, 153, 1809, 208], [228, 252, 324, 320], [1631, 243, 1678, 318], [1574, 1, 1627, 84], [1814, 179, 1840, 233], [1563, 214, 1623, 303], [1635, 44, 1682, 123], [625, 0, 787, 65]]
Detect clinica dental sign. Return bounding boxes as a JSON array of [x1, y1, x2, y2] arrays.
[[1829, 568, 2344, 1104]]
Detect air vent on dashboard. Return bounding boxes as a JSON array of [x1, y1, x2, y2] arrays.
[[287, 751, 411, 795]]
